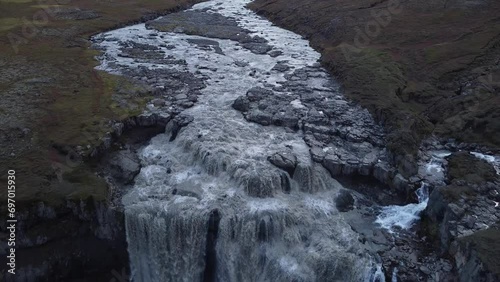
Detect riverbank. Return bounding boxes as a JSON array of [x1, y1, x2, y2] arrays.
[[0, 0, 204, 205], [92, 0, 405, 280], [0, 0, 203, 280], [249, 0, 500, 175]]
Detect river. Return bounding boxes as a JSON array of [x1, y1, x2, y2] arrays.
[[91, 0, 413, 281]]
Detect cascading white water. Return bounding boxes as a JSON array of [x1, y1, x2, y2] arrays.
[[391, 267, 398, 282], [420, 150, 451, 184], [375, 182, 429, 232], [375, 150, 453, 232], [366, 263, 385, 282], [93, 0, 388, 280]]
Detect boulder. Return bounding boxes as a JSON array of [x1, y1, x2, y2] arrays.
[[373, 162, 394, 184], [268, 151, 298, 176], [232, 96, 250, 112], [323, 154, 343, 176], [451, 226, 500, 282], [392, 173, 409, 193], [335, 189, 355, 212], [107, 148, 141, 184]]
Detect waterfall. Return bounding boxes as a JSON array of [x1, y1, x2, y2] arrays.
[[375, 149, 454, 232], [375, 182, 429, 232], [365, 263, 385, 282], [391, 267, 398, 282], [122, 129, 374, 281], [93, 0, 389, 279]]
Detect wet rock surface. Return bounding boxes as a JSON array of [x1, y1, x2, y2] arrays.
[[231, 66, 398, 190], [421, 148, 500, 281], [452, 224, 500, 282], [147, 10, 274, 55], [424, 178, 500, 281], [106, 148, 141, 184]]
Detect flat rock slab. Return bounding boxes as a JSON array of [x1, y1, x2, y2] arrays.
[[147, 10, 274, 54]]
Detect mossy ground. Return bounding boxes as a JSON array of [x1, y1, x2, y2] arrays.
[[0, 0, 202, 209], [447, 152, 497, 183], [439, 152, 497, 202]]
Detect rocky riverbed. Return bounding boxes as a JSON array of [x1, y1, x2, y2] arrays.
[[91, 0, 405, 280], [2, 0, 498, 281], [88, 0, 500, 281]]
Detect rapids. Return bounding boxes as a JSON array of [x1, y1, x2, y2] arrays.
[[93, 0, 391, 280]]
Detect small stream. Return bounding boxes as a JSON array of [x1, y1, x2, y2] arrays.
[[376, 150, 499, 233], [375, 151, 451, 233], [375, 182, 430, 232]]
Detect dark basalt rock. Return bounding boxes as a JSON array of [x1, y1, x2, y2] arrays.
[[241, 42, 273, 54], [452, 225, 500, 282], [232, 96, 250, 112], [0, 199, 129, 281], [168, 114, 194, 141], [186, 38, 225, 55], [146, 10, 274, 55], [335, 189, 354, 212], [268, 50, 283, 57], [447, 152, 497, 183], [107, 148, 141, 184], [268, 151, 298, 176], [272, 62, 290, 72], [229, 67, 409, 193], [147, 10, 249, 41], [203, 209, 221, 282]]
